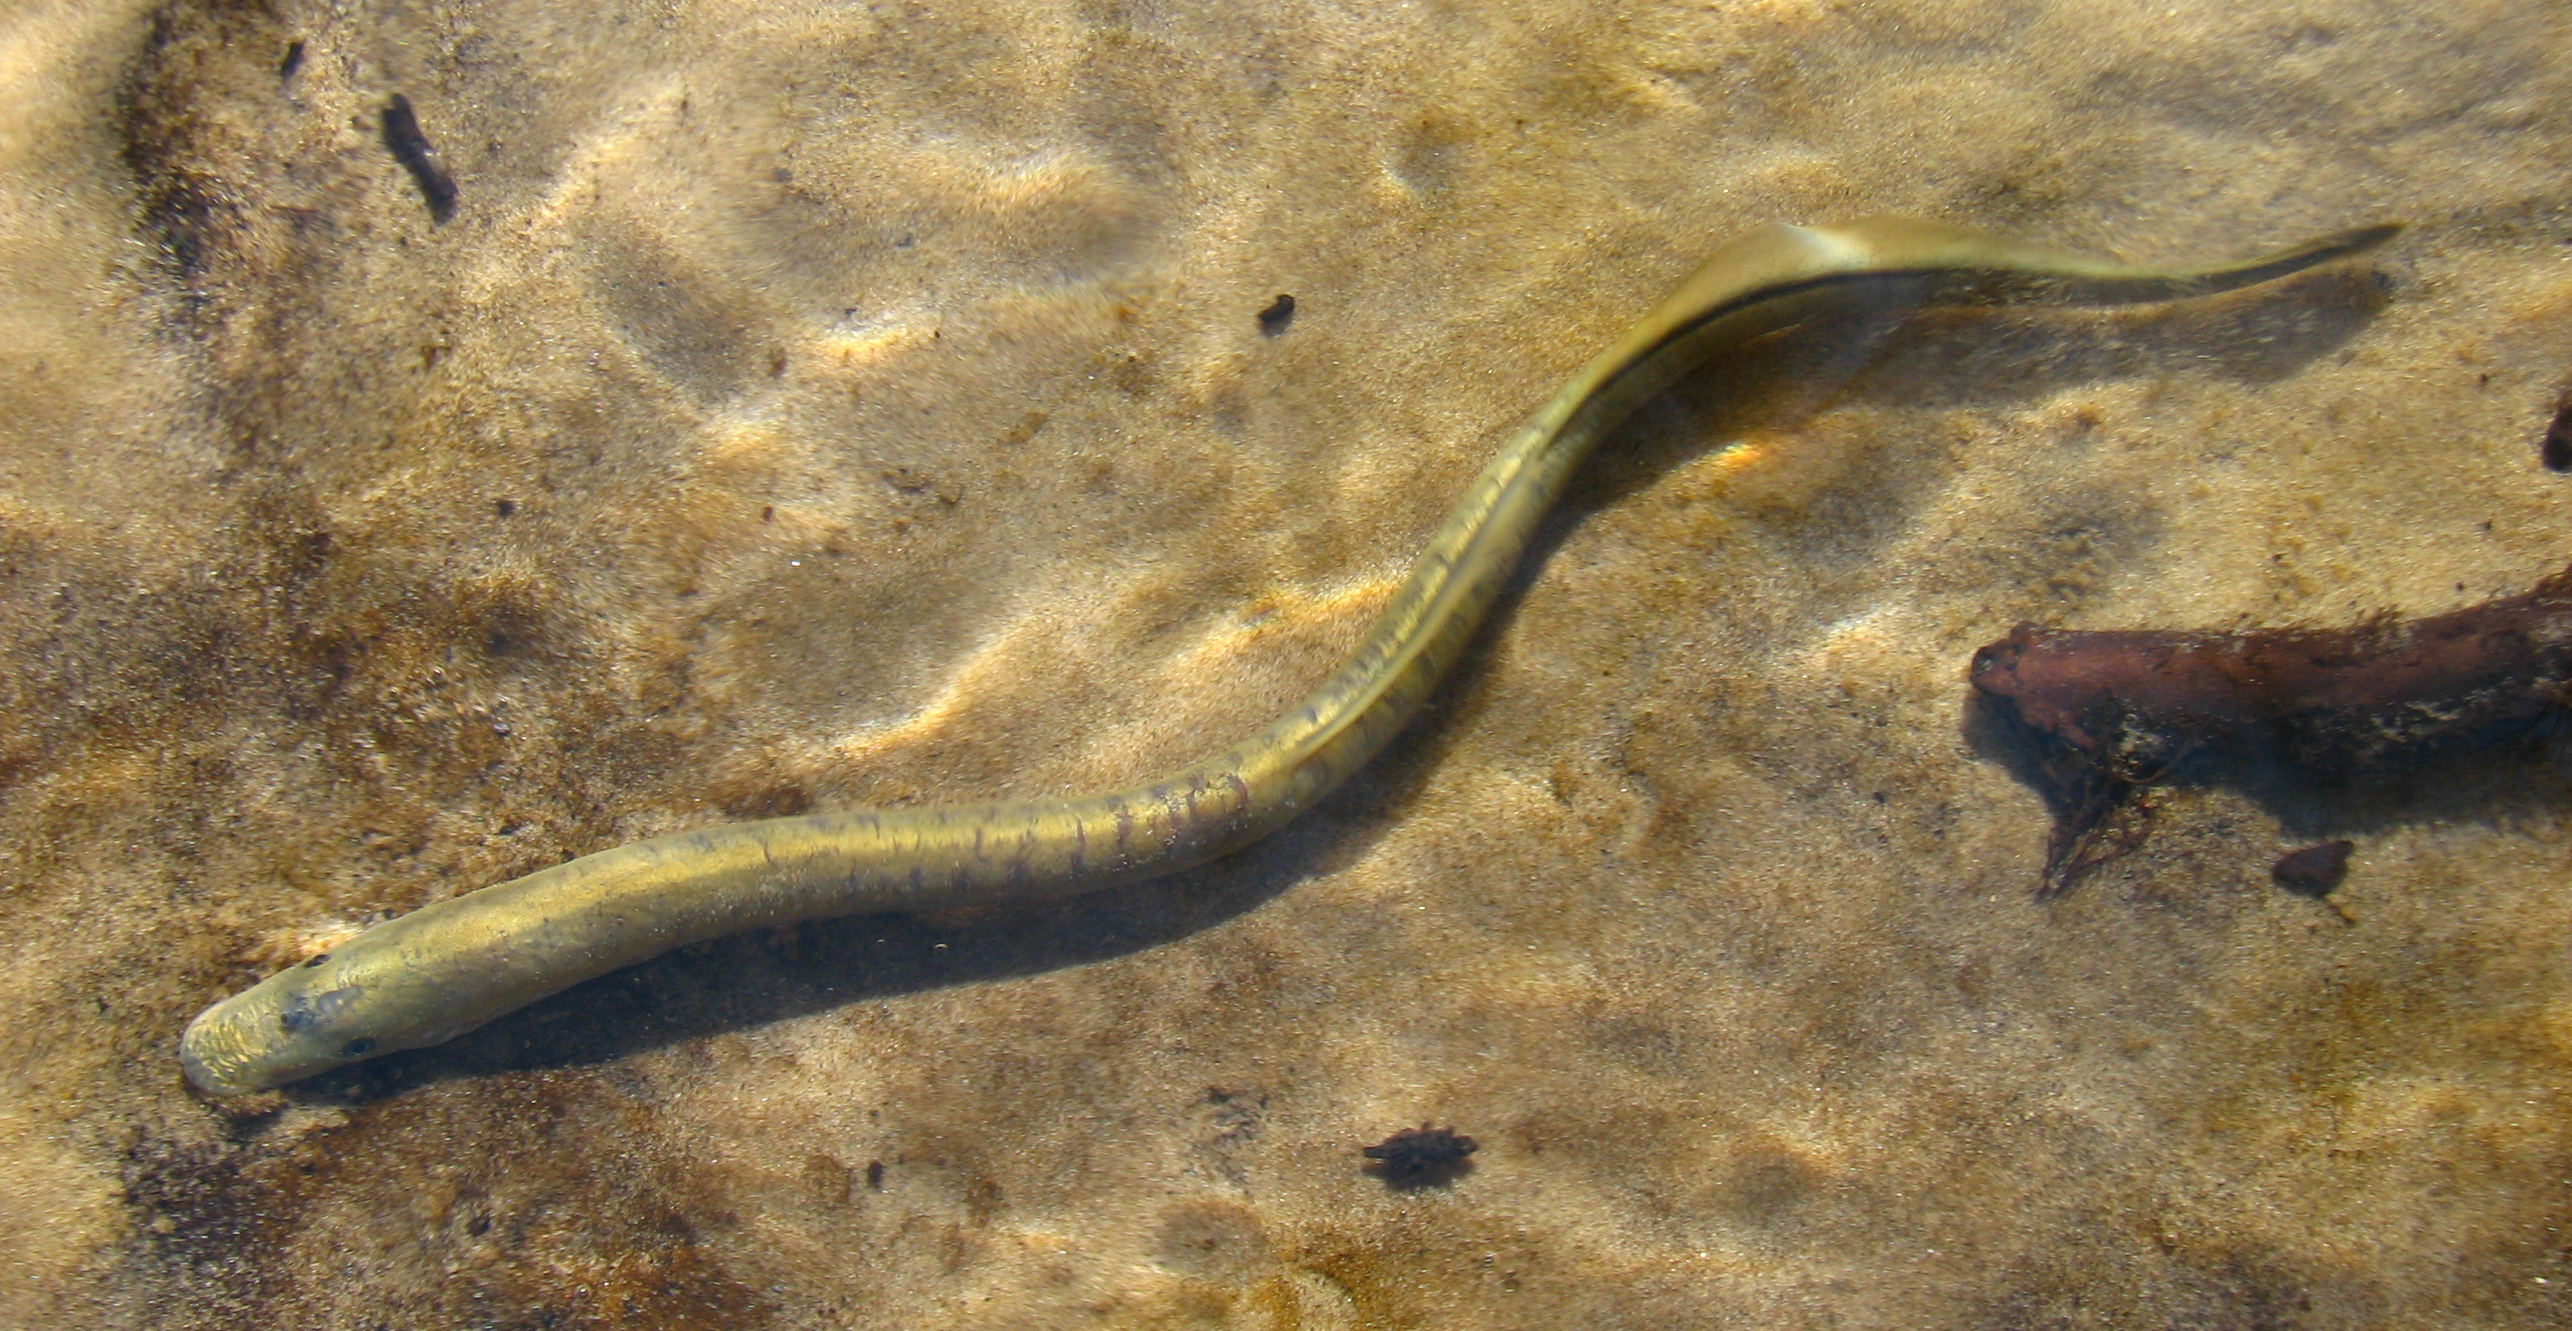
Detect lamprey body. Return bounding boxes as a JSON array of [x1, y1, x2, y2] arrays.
[[180, 216, 2398, 1094]]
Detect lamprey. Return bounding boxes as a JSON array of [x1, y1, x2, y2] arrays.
[[180, 216, 2399, 1093]]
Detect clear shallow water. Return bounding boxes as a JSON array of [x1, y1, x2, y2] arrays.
[[4, 0, 2570, 1325]]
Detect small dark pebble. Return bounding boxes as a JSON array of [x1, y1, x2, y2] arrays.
[[1362, 1122, 1476, 1189], [1257, 293, 1296, 337], [2543, 390, 2572, 473], [278, 40, 306, 81], [380, 93, 458, 224], [494, 498, 516, 517], [2271, 840, 2354, 898]]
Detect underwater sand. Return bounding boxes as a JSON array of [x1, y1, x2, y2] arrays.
[[4, 0, 2572, 1325]]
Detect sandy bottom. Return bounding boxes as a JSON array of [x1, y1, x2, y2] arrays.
[[4, 0, 2571, 1326]]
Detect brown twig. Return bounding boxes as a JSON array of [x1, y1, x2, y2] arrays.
[[1970, 564, 2572, 892]]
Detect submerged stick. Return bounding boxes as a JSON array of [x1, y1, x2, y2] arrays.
[[180, 217, 2399, 1093], [1971, 562, 2572, 892]]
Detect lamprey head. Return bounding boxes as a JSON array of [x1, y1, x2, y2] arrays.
[[179, 941, 468, 1094]]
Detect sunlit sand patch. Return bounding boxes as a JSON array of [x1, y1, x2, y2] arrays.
[[972, 148, 1125, 219], [812, 572, 1399, 785], [658, 414, 802, 557], [237, 916, 371, 972], [0, 490, 76, 542], [1806, 603, 1892, 653], [1690, 417, 1889, 518], [508, 75, 698, 246], [347, 464, 426, 510], [822, 610, 1075, 770], [866, 139, 1149, 287], [2318, 1075, 2538, 1161], [1150, 575, 1401, 686], [997, 277, 1156, 349], [0, 6, 123, 170], [0, 1099, 116, 1321], [809, 314, 939, 369], [695, 414, 796, 471], [1620, 431, 1783, 541], [2524, 1000, 2572, 1067], [1702, 433, 1778, 476]]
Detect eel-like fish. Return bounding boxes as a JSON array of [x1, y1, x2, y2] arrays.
[[179, 216, 2398, 1094]]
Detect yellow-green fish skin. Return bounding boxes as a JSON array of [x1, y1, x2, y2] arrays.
[[177, 217, 2398, 1095]]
